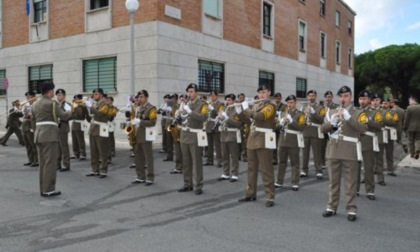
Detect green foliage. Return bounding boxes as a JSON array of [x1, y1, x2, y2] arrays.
[[354, 43, 420, 108]]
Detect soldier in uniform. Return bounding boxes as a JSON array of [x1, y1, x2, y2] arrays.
[[131, 90, 157, 185], [321, 86, 367, 222], [238, 84, 276, 207], [273, 92, 287, 165], [238, 93, 249, 162], [163, 95, 175, 162], [217, 94, 242, 182], [204, 91, 224, 167], [22, 91, 39, 167], [55, 89, 72, 172], [169, 94, 183, 174], [32, 82, 71, 197], [158, 94, 171, 154], [404, 95, 420, 159], [71, 94, 90, 160], [390, 99, 408, 153], [85, 88, 114, 178], [104, 95, 118, 163], [381, 98, 399, 176], [321, 91, 339, 169], [301, 90, 326, 179], [0, 100, 24, 146], [275, 95, 306, 190], [357, 90, 382, 200], [178, 83, 208, 195]]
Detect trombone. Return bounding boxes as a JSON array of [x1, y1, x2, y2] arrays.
[[0, 96, 39, 120]]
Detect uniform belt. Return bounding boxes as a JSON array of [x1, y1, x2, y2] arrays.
[[384, 126, 395, 131], [364, 131, 380, 152], [330, 134, 362, 160], [73, 120, 84, 123], [285, 129, 301, 135], [253, 127, 273, 133], [225, 128, 239, 132], [182, 127, 203, 133], [309, 123, 322, 127], [36, 121, 58, 127], [364, 131, 376, 137], [92, 119, 108, 127]]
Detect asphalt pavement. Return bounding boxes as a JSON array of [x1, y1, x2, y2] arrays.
[[0, 135, 419, 252]]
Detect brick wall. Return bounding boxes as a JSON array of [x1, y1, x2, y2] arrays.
[[50, 0, 84, 39], [112, 0, 159, 27], [2, 0, 29, 47], [157, 0, 201, 32]]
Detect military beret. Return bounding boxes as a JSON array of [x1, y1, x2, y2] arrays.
[[75, 94, 83, 100], [179, 94, 186, 99], [273, 92, 282, 98], [225, 93, 236, 100], [257, 84, 271, 92], [358, 90, 370, 98], [285, 94, 297, 102], [171, 93, 179, 99], [40, 82, 55, 93], [92, 88, 104, 94], [186, 83, 198, 92], [370, 93, 381, 100], [25, 91, 36, 96], [163, 94, 170, 99], [307, 90, 317, 95], [324, 91, 333, 97], [238, 93, 245, 97], [337, 86, 352, 95], [55, 89, 66, 95], [382, 98, 391, 102], [209, 91, 218, 96], [138, 90, 149, 97]]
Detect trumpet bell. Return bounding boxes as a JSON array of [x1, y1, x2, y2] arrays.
[[124, 125, 134, 135]]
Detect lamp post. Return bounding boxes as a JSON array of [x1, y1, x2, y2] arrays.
[[125, 0, 140, 96]]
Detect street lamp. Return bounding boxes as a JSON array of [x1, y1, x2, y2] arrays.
[[125, 0, 140, 96]]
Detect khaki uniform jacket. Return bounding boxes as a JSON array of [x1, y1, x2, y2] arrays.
[[278, 109, 306, 148], [382, 108, 398, 139], [404, 104, 420, 132], [89, 99, 112, 137], [392, 105, 405, 132], [322, 105, 367, 161], [22, 104, 35, 132], [180, 98, 208, 145], [205, 100, 224, 133], [275, 103, 287, 113], [6, 108, 23, 129], [135, 102, 157, 143], [360, 106, 382, 151], [303, 102, 326, 138], [220, 106, 242, 143], [58, 101, 71, 134], [32, 96, 71, 143], [71, 104, 91, 131], [242, 99, 276, 149]]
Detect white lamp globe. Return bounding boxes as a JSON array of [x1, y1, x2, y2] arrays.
[[125, 0, 140, 12]]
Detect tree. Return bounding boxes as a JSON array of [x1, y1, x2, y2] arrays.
[[354, 43, 420, 108]]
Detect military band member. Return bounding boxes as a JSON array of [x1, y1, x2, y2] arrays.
[[32, 82, 71, 197], [169, 94, 183, 174], [204, 91, 224, 167], [71, 94, 90, 160], [357, 90, 382, 200], [273, 92, 287, 165], [178, 83, 208, 195], [85, 88, 113, 178], [126, 95, 138, 161], [301, 90, 326, 179], [131, 90, 157, 185], [158, 94, 171, 153], [55, 89, 72, 172], [404, 95, 420, 159], [105, 95, 118, 163], [321, 86, 367, 222], [381, 98, 399, 176], [163, 95, 175, 162], [22, 91, 39, 167], [0, 100, 24, 146], [238, 93, 249, 162], [238, 84, 276, 207], [217, 94, 242, 182], [390, 98, 408, 153], [275, 95, 306, 190], [321, 91, 339, 169]]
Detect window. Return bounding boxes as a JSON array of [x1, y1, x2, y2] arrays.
[[296, 78, 307, 98], [0, 70, 6, 96], [299, 21, 306, 51], [320, 0, 326, 16], [320, 32, 326, 58], [83, 57, 117, 93], [348, 21, 353, 35], [336, 41, 341, 64], [348, 48, 353, 69], [204, 0, 220, 18], [263, 2, 272, 37], [259, 71, 275, 95], [335, 11, 340, 27], [29, 64, 53, 94], [90, 0, 109, 10], [198, 60, 224, 93], [34, 0, 47, 23]]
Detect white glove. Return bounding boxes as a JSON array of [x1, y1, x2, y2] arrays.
[[184, 105, 192, 114], [132, 118, 141, 125], [64, 103, 72, 112], [310, 107, 315, 114], [280, 118, 286, 126], [222, 111, 228, 118], [13, 106, 19, 112], [85, 100, 92, 109], [287, 114, 293, 123], [276, 111, 281, 116], [208, 105, 214, 111], [342, 109, 351, 120], [235, 105, 242, 114], [242, 101, 249, 110], [330, 114, 339, 126]]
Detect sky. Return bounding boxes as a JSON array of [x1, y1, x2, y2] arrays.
[[345, 0, 420, 54]]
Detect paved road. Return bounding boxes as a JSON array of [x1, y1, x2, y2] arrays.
[[0, 138, 419, 252]]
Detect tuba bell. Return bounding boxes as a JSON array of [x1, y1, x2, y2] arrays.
[[125, 123, 134, 135]]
